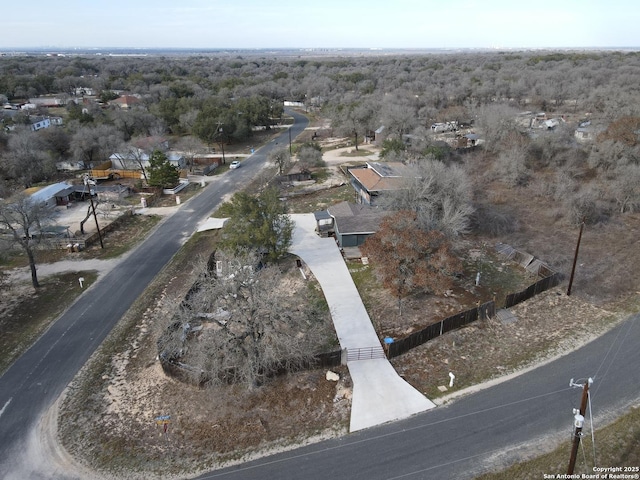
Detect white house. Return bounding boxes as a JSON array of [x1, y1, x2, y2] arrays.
[[110, 150, 186, 170], [30, 116, 51, 131]]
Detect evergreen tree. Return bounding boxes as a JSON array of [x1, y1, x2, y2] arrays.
[[147, 150, 180, 188], [219, 187, 293, 262]]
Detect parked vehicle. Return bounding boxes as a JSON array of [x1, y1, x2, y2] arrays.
[[229, 160, 241, 169]]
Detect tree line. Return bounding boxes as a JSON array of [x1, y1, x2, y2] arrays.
[[2, 49, 639, 383]]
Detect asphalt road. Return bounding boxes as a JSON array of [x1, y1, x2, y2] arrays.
[[0, 109, 309, 477], [197, 311, 640, 479]]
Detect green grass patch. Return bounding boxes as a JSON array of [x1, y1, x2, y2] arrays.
[[311, 168, 330, 183], [0, 271, 98, 374]]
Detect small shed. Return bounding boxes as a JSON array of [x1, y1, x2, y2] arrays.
[[313, 210, 334, 237], [282, 163, 312, 183], [54, 186, 75, 206]]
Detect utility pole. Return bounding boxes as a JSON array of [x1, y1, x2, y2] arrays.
[[567, 219, 585, 296], [83, 175, 104, 249], [288, 127, 292, 155], [567, 378, 592, 475], [215, 122, 226, 165]]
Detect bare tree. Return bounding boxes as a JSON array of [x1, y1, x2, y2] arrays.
[[112, 144, 150, 183], [381, 160, 474, 236], [174, 136, 206, 172], [297, 143, 325, 169], [330, 97, 380, 150], [564, 186, 605, 225], [159, 251, 330, 388], [611, 164, 640, 213], [3, 127, 55, 188], [381, 96, 418, 139], [0, 194, 53, 288], [473, 104, 521, 153], [269, 147, 291, 175], [70, 124, 123, 168], [493, 136, 531, 187]]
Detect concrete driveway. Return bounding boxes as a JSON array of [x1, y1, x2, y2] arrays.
[[288, 213, 435, 431]]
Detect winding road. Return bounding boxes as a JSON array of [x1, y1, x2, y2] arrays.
[[0, 109, 309, 479]]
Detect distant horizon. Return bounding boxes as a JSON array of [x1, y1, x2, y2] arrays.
[[2, 46, 639, 56], [4, 1, 638, 52]]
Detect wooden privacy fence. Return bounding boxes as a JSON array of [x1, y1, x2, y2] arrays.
[[387, 301, 495, 359], [385, 245, 563, 360], [503, 271, 562, 309], [496, 243, 563, 309]]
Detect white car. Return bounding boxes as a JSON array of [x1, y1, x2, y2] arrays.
[[229, 161, 240, 169]]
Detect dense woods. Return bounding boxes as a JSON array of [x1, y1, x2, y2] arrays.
[[1, 50, 639, 241]]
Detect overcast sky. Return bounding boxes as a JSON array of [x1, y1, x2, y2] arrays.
[[3, 0, 639, 50]]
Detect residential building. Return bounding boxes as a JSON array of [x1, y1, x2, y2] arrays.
[[314, 201, 388, 248], [347, 161, 414, 205], [30, 116, 51, 131]]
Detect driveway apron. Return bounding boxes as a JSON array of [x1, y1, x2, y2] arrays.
[[289, 213, 435, 431]]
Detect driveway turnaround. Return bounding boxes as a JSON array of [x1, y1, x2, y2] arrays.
[[288, 213, 435, 431]]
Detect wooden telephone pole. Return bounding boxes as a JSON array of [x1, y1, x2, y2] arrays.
[[568, 378, 592, 475], [567, 219, 585, 296]]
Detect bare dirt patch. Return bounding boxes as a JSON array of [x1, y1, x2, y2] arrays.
[[0, 212, 162, 373], [391, 287, 618, 399]]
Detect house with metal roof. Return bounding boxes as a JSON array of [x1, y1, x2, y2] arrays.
[[347, 161, 414, 205], [27, 182, 73, 208]]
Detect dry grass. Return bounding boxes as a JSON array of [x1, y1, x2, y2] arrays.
[[58, 231, 350, 478], [0, 271, 98, 374], [0, 213, 161, 374]]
